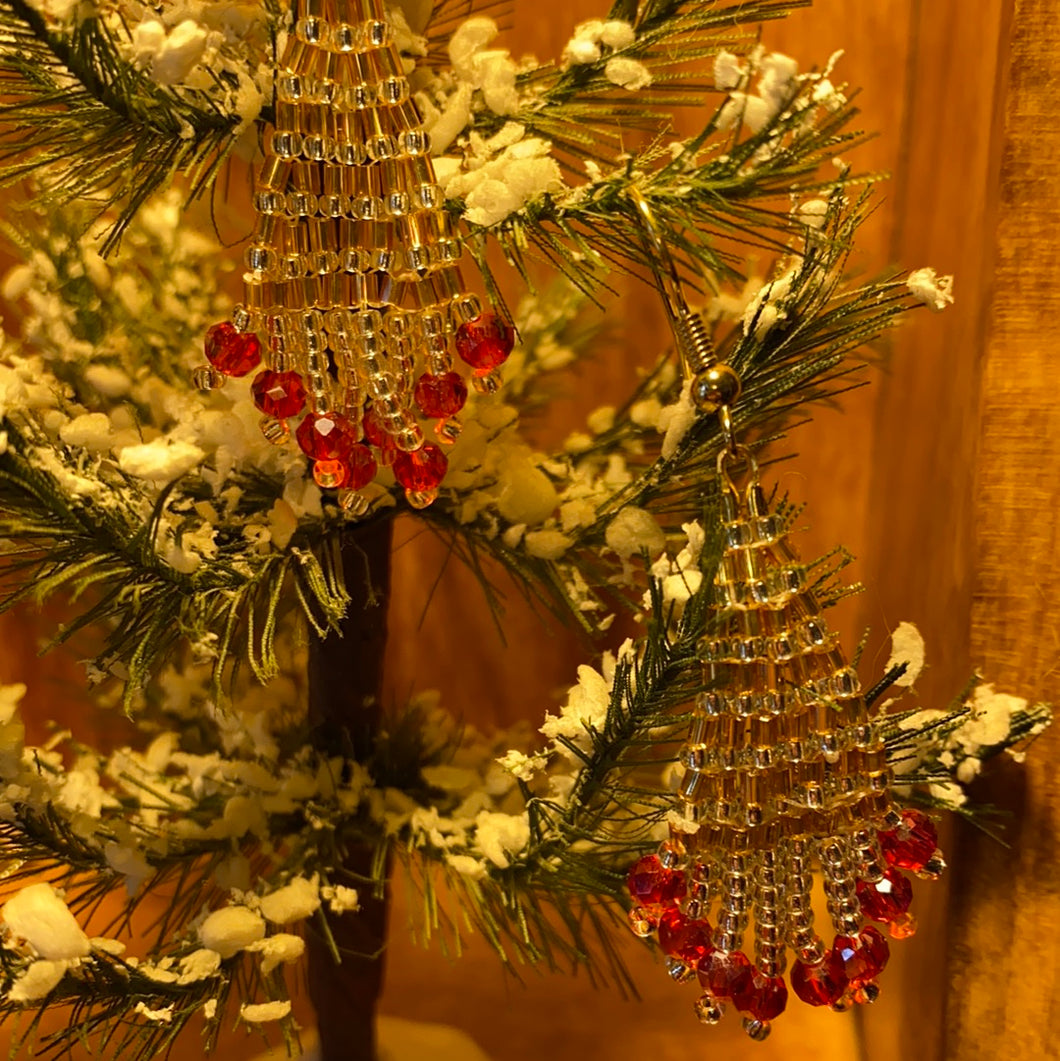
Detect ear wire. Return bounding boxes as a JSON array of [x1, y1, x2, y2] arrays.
[[628, 186, 743, 452]]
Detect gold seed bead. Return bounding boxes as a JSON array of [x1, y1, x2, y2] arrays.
[[395, 424, 423, 452], [405, 487, 437, 509], [694, 996, 724, 1025], [743, 1018, 771, 1042], [193, 366, 226, 391], [472, 369, 503, 395], [367, 133, 397, 161], [401, 129, 431, 156], [367, 373, 397, 400], [295, 16, 328, 45], [425, 351, 452, 377], [259, 416, 289, 445], [378, 76, 410, 106], [303, 135, 328, 162], [451, 294, 481, 324], [332, 22, 361, 52], [254, 190, 285, 215], [364, 19, 390, 48], [338, 489, 370, 517], [271, 130, 303, 159]]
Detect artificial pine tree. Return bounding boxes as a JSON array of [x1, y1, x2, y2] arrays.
[[0, 0, 1048, 1058]]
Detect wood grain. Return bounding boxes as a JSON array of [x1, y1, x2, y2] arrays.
[[943, 0, 1060, 1055], [855, 2, 1011, 1058]]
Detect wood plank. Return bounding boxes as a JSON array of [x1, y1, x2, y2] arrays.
[[943, 0, 1060, 1055], [854, 2, 1010, 1059]]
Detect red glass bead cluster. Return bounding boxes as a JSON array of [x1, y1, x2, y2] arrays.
[[625, 808, 941, 1040], [200, 311, 514, 509]]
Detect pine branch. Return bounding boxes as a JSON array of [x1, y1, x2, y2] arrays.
[[0, 0, 248, 252], [513, 0, 812, 126], [450, 1, 867, 299], [0, 624, 1046, 1037], [426, 191, 917, 638], [0, 422, 351, 707]]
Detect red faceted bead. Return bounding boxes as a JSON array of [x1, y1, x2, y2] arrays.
[[790, 953, 848, 1007], [414, 371, 468, 418], [878, 809, 938, 872], [626, 855, 687, 910], [296, 412, 356, 461], [696, 949, 752, 1000], [363, 406, 395, 451], [343, 444, 377, 490], [455, 312, 515, 375], [252, 370, 306, 419], [205, 322, 261, 377], [857, 869, 913, 924], [657, 908, 713, 965], [392, 443, 448, 493], [733, 972, 789, 1021], [832, 926, 890, 987]]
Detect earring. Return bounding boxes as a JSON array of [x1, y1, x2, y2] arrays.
[[624, 188, 943, 1039], [196, 0, 516, 512]]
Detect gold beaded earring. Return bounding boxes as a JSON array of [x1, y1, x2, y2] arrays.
[[623, 188, 943, 1040], [197, 0, 515, 512]]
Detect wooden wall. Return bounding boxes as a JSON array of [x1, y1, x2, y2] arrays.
[[1, 1, 1056, 1059], [942, 0, 1060, 1056], [386, 2, 1057, 1060]]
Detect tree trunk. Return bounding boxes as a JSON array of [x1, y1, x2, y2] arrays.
[[306, 519, 393, 1061]]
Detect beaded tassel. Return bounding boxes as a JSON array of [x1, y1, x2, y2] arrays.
[[626, 459, 945, 1038], [198, 0, 514, 511], [623, 188, 944, 1039]]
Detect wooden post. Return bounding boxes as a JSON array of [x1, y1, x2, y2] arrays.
[[858, 2, 1011, 1057], [943, 0, 1060, 1055]]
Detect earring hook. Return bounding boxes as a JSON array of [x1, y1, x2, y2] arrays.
[[628, 185, 743, 449], [628, 186, 718, 380]]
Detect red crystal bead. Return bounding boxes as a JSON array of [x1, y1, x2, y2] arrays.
[[626, 855, 687, 910], [455, 312, 515, 375], [857, 869, 913, 924], [733, 972, 789, 1021], [392, 443, 448, 493], [790, 953, 848, 1007], [878, 809, 938, 872], [696, 949, 752, 1000], [252, 370, 306, 419], [296, 412, 356, 461], [832, 926, 890, 987], [343, 444, 377, 490], [414, 371, 468, 418], [363, 406, 395, 451], [657, 909, 713, 965], [205, 322, 261, 377]]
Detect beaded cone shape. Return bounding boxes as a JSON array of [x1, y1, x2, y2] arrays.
[[626, 470, 943, 1039], [199, 0, 514, 512]]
